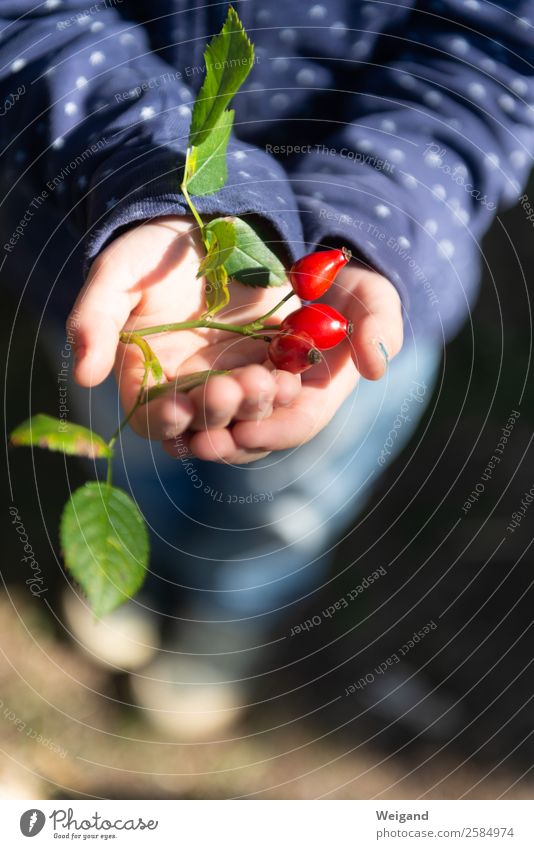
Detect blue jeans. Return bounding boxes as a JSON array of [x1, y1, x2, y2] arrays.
[[51, 329, 441, 624]]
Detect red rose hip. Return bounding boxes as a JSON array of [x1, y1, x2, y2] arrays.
[[289, 247, 351, 300], [281, 304, 352, 350], [267, 331, 322, 374]]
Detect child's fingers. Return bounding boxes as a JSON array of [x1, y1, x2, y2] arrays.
[[160, 365, 302, 460], [68, 257, 138, 388], [129, 391, 195, 441], [172, 428, 270, 464], [113, 348, 194, 440], [266, 366, 302, 408], [188, 373, 246, 430], [231, 364, 279, 422], [188, 365, 288, 430], [233, 403, 316, 454], [344, 272, 404, 381], [232, 350, 358, 452]]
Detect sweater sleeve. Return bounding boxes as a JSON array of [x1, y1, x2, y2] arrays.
[[286, 1, 534, 340], [0, 1, 303, 271]]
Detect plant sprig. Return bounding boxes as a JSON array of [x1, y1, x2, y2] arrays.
[[9, 6, 293, 617], [179, 6, 285, 314]]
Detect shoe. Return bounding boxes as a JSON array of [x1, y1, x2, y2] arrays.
[[62, 589, 160, 672], [130, 615, 267, 740], [130, 654, 246, 740], [359, 663, 465, 740]]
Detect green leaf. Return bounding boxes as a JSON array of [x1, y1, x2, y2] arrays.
[[205, 264, 230, 314], [197, 236, 221, 278], [122, 334, 163, 386], [201, 218, 236, 317], [189, 6, 254, 147], [60, 482, 149, 618], [205, 217, 287, 287], [187, 109, 234, 196], [148, 360, 164, 385], [197, 212, 235, 314], [10, 414, 111, 459], [142, 369, 230, 404], [197, 218, 236, 277]]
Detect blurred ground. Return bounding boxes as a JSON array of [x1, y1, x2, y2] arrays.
[[1, 592, 534, 800], [2, 174, 533, 800]]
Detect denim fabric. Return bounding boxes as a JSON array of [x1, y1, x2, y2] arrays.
[[51, 327, 441, 622]]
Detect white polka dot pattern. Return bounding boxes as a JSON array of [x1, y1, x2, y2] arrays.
[[0, 0, 532, 341]]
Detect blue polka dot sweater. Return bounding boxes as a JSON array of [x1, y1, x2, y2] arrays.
[[1, 0, 533, 339]]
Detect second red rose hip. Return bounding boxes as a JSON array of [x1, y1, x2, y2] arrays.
[[281, 304, 352, 350]]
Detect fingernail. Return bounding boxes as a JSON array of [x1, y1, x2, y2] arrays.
[[256, 404, 273, 422], [209, 410, 231, 426], [162, 423, 188, 441], [244, 393, 272, 415], [169, 438, 193, 459], [375, 340, 389, 366]]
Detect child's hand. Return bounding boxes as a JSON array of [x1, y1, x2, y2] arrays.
[[69, 216, 302, 463], [68, 216, 403, 464]]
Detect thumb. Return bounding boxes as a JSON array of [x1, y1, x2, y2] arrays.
[[67, 255, 138, 388], [340, 270, 404, 381]]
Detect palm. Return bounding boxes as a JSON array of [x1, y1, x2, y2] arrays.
[[114, 217, 299, 399]]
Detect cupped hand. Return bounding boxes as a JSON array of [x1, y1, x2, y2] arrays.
[[69, 216, 301, 462], [68, 216, 403, 464]]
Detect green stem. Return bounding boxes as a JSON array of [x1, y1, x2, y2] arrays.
[[108, 401, 141, 454], [181, 147, 206, 240], [105, 356, 152, 485], [125, 333, 164, 384], [254, 290, 295, 323], [181, 180, 205, 236], [141, 369, 230, 405], [120, 321, 277, 344], [105, 401, 140, 486]]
